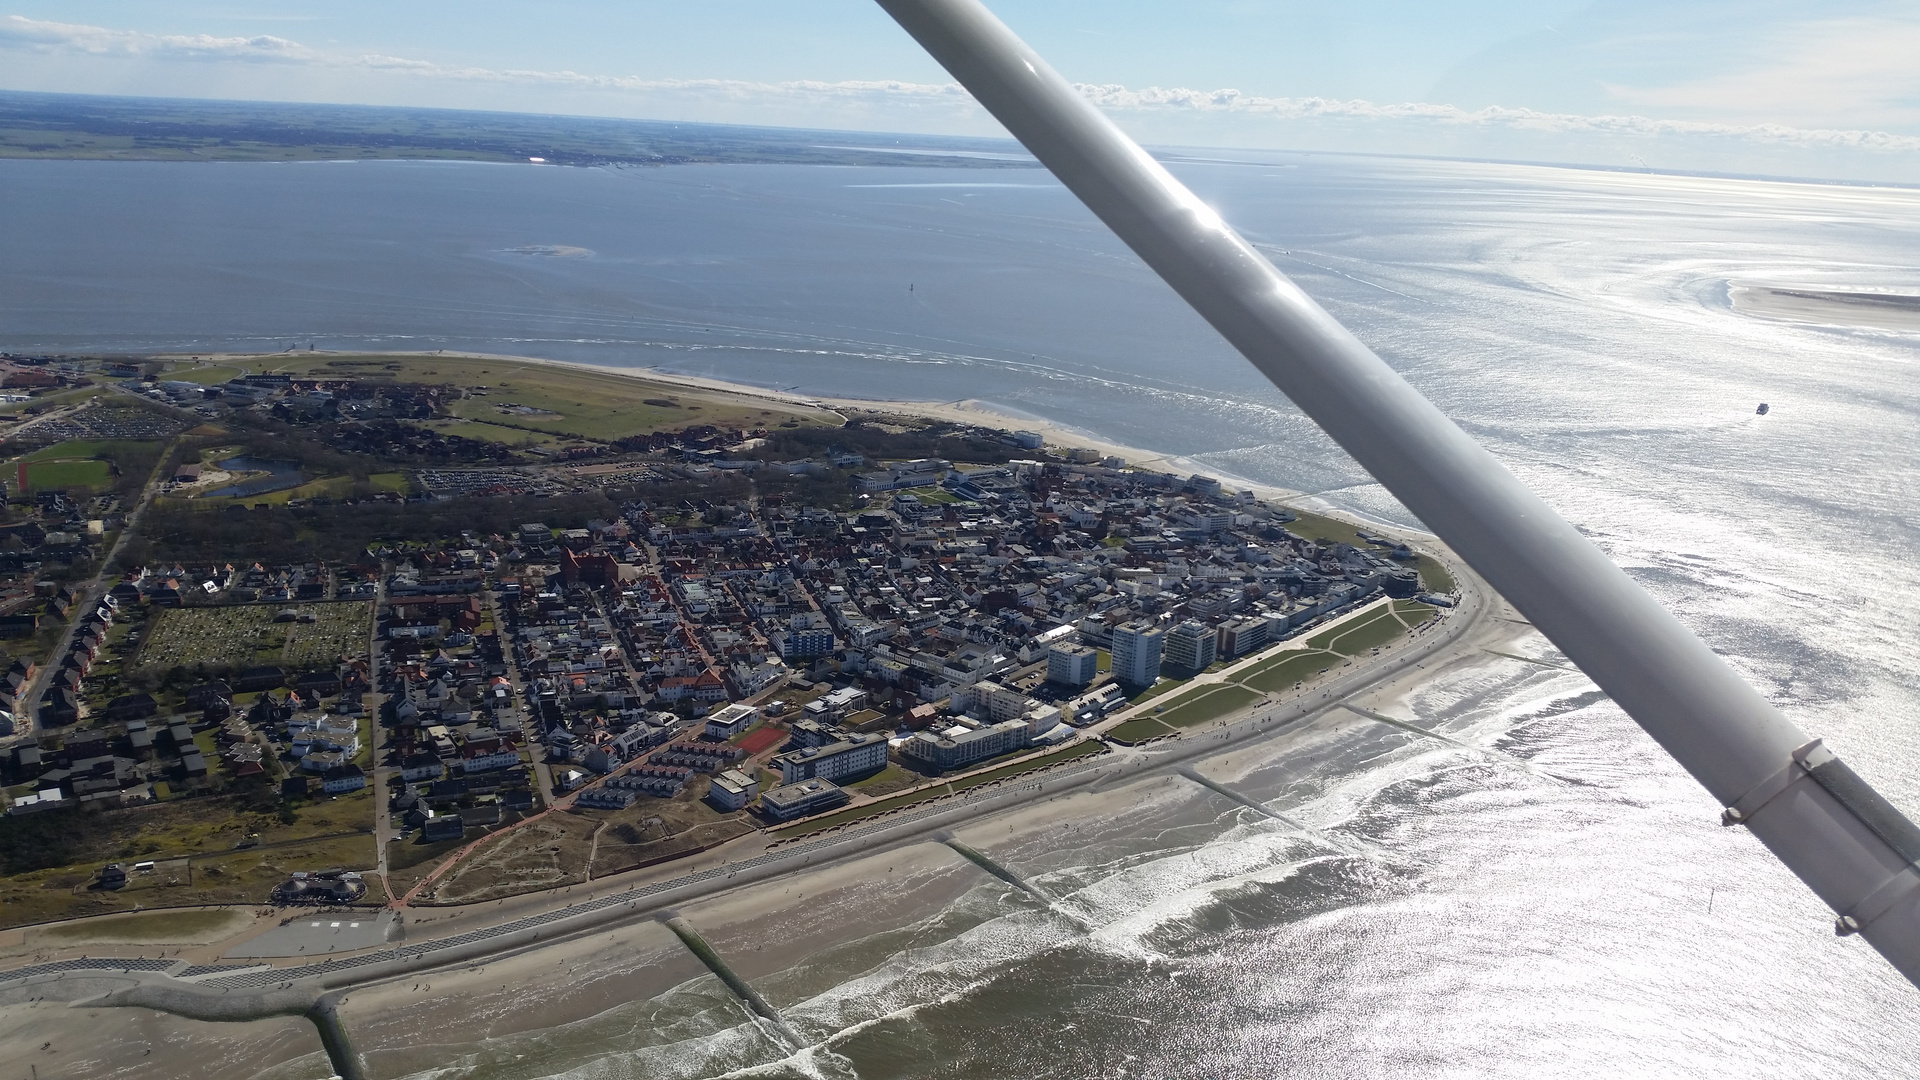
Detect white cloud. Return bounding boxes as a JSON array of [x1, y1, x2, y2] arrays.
[[1603, 17, 1920, 131], [1074, 84, 1920, 154], [3, 13, 1918, 162], [0, 14, 311, 62]]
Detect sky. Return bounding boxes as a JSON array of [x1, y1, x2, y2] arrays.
[[3, 1, 1919, 181]]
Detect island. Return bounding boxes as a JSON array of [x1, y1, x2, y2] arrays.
[[0, 348, 1478, 1079]]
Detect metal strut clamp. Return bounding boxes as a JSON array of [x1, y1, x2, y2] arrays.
[[1721, 739, 1829, 827], [1722, 738, 1920, 937], [1835, 867, 1920, 938]]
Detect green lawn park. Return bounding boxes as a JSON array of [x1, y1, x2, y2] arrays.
[[1149, 684, 1265, 729], [772, 741, 1108, 837], [1103, 597, 1441, 739]]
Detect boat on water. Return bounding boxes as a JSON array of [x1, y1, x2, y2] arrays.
[[1756, 402, 1770, 415]]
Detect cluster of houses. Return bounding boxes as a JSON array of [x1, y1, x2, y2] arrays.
[[420, 438, 1439, 826], [376, 588, 542, 842], [2, 421, 1440, 833], [7, 702, 223, 815], [0, 494, 111, 647], [108, 561, 373, 607], [0, 516, 101, 572], [4, 589, 377, 815], [34, 594, 119, 728]]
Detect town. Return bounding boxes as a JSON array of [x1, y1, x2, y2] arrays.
[[0, 351, 1455, 921]]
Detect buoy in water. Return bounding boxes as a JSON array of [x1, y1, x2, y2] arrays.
[[1756, 402, 1770, 415]]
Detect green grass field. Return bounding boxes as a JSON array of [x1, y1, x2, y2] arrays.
[[1152, 684, 1264, 729], [902, 485, 963, 504], [1321, 608, 1413, 656], [1279, 508, 1371, 547], [242, 475, 354, 506], [421, 418, 563, 447], [1305, 605, 1395, 651], [1129, 677, 1190, 704], [33, 907, 248, 945], [1237, 649, 1340, 694], [18, 458, 110, 490], [1106, 717, 1175, 744], [1277, 508, 1453, 594], [1415, 555, 1456, 593], [6, 439, 164, 494], [227, 352, 838, 442], [21, 439, 127, 461], [1394, 599, 1438, 626], [165, 365, 244, 385]]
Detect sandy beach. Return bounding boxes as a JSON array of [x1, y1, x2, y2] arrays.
[[1729, 283, 1920, 333], [0, 588, 1544, 1078]]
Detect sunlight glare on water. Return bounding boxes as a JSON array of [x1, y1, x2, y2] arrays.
[[4, 153, 1917, 1077]]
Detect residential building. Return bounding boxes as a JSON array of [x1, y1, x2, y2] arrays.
[[421, 813, 465, 841], [760, 777, 848, 821], [460, 737, 521, 774], [1046, 643, 1099, 688], [771, 732, 888, 785], [773, 622, 835, 659], [1164, 620, 1216, 674], [1218, 616, 1269, 659], [321, 763, 367, 794], [1110, 621, 1165, 687], [901, 718, 1030, 771], [704, 702, 759, 740], [706, 768, 758, 811], [1066, 683, 1126, 725]]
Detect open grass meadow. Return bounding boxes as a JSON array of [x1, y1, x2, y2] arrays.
[[1394, 598, 1439, 625], [1274, 507, 1455, 593], [0, 786, 375, 927], [1316, 606, 1414, 656], [1416, 554, 1456, 593], [1304, 604, 1393, 650], [31, 906, 252, 945], [229, 352, 841, 442], [1106, 716, 1176, 744]]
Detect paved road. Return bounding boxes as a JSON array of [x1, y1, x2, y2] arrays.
[[224, 912, 395, 960], [369, 568, 392, 890], [11, 425, 178, 745], [484, 584, 556, 803]]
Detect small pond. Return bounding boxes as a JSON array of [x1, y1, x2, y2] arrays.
[[201, 456, 306, 499]]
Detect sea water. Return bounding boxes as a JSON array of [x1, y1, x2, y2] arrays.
[[4, 154, 1918, 1077]]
